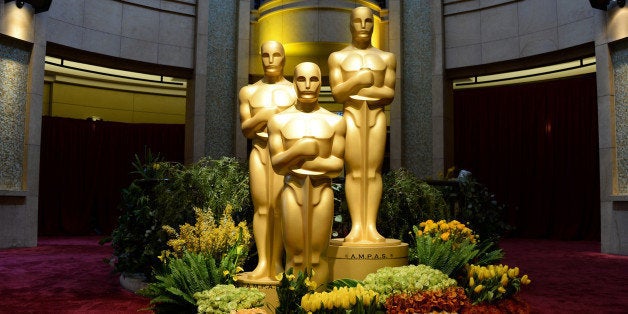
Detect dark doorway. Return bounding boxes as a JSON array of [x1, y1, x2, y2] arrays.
[[453, 73, 600, 240], [38, 116, 184, 236]]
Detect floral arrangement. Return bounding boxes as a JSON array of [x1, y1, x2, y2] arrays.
[[362, 265, 457, 304], [300, 284, 379, 313], [465, 264, 531, 304], [194, 284, 265, 314], [384, 286, 469, 313], [275, 268, 317, 314], [411, 219, 504, 278], [159, 205, 251, 263]]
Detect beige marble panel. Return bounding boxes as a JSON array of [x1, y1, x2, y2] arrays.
[[158, 43, 193, 68], [46, 18, 84, 48], [596, 43, 613, 97], [480, 4, 518, 42], [83, 28, 121, 56], [482, 37, 519, 64], [444, 11, 481, 48], [444, 0, 480, 15], [319, 9, 350, 43], [84, 0, 122, 35], [598, 95, 616, 150], [445, 44, 482, 68], [519, 28, 558, 57], [125, 0, 160, 8], [557, 0, 594, 26], [26, 145, 40, 195], [558, 16, 595, 49], [607, 8, 628, 43], [122, 4, 159, 41], [160, 0, 195, 15], [517, 0, 557, 35], [237, 38, 249, 81], [238, 1, 250, 40], [195, 33, 208, 76], [158, 12, 194, 48], [121, 37, 158, 63], [600, 201, 618, 252], [27, 93, 43, 146], [280, 10, 318, 43], [47, 0, 84, 26]]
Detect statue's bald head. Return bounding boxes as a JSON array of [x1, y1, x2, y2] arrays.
[[350, 6, 374, 42], [294, 62, 321, 103], [260, 41, 285, 76]]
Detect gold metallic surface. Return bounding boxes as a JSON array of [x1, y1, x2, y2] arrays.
[[239, 41, 296, 281], [268, 62, 346, 284], [328, 6, 396, 244], [327, 239, 408, 280]]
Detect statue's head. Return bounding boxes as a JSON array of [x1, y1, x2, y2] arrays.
[[350, 6, 374, 42], [293, 62, 321, 104], [260, 41, 285, 76]]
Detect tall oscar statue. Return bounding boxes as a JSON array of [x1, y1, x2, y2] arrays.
[[268, 62, 346, 284], [239, 41, 296, 282], [327, 6, 407, 280]]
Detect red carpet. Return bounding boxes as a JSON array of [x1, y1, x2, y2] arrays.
[[0, 236, 149, 313], [1, 237, 627, 313]]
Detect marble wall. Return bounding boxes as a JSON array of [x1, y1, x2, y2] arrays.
[[613, 40, 628, 194], [46, 0, 196, 68], [0, 42, 29, 191], [444, 0, 595, 69]]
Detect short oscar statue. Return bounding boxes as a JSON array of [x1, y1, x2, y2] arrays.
[[328, 6, 396, 244], [268, 62, 346, 284], [239, 41, 296, 281]]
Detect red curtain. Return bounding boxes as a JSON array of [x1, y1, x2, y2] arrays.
[[453, 74, 600, 240], [38, 116, 184, 236]]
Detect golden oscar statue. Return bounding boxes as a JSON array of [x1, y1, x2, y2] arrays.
[[328, 6, 396, 244], [239, 41, 296, 281], [268, 62, 346, 284]]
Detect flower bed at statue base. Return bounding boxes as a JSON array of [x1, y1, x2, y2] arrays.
[[461, 295, 530, 314]]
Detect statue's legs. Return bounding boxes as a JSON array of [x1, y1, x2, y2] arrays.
[[344, 102, 387, 243], [282, 177, 332, 284], [281, 182, 303, 272], [248, 144, 283, 279]]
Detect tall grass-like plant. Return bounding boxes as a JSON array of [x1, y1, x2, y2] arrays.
[[379, 169, 449, 243]]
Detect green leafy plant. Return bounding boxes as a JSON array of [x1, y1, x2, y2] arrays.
[[109, 155, 253, 278], [409, 220, 503, 278], [436, 169, 512, 241], [379, 169, 450, 243], [139, 236, 248, 313], [362, 265, 457, 305], [138, 251, 223, 313], [194, 284, 265, 314], [275, 268, 317, 314]]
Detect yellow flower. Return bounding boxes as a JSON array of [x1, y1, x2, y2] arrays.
[[521, 274, 531, 285], [474, 285, 484, 293], [498, 286, 506, 294], [305, 277, 318, 290], [223, 270, 230, 276], [275, 273, 283, 281], [440, 232, 450, 241], [469, 277, 475, 287], [500, 274, 509, 287]]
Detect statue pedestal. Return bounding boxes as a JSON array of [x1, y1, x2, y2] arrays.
[[327, 238, 409, 280], [236, 274, 279, 310]]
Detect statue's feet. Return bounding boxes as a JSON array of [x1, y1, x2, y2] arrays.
[[343, 226, 363, 243], [366, 225, 386, 243], [247, 263, 268, 280]]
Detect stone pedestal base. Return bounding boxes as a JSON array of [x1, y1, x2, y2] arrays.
[[327, 238, 409, 281], [237, 274, 279, 310]]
